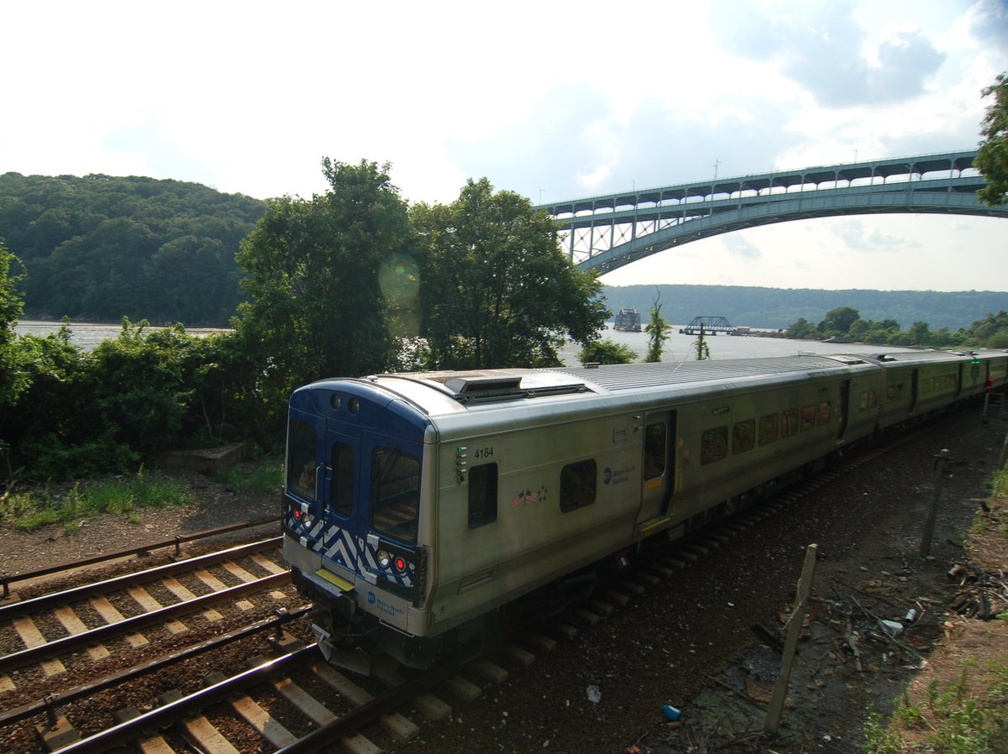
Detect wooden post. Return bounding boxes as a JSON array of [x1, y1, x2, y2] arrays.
[[765, 543, 817, 735], [919, 449, 951, 558]]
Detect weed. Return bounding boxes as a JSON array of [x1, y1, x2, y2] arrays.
[[870, 660, 1008, 754], [214, 459, 281, 496], [894, 684, 924, 728], [15, 508, 61, 531], [2, 467, 193, 534], [990, 467, 1008, 498], [862, 711, 903, 754], [0, 491, 41, 522]]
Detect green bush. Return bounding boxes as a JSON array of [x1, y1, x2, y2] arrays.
[[214, 459, 282, 496]]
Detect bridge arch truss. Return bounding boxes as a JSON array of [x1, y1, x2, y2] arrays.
[[537, 151, 1007, 275]]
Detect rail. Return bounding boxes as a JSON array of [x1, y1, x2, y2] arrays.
[[0, 516, 279, 597], [0, 605, 312, 729]]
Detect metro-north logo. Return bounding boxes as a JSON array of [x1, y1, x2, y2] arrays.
[[604, 465, 636, 485]]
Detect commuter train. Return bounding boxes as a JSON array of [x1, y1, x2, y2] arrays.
[[281, 349, 1007, 669]]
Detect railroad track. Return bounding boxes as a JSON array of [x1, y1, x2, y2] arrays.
[[0, 432, 920, 753], [0, 527, 315, 750], [0, 525, 508, 753], [5, 614, 513, 753], [0, 537, 294, 680]]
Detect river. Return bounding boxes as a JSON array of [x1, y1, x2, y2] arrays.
[[556, 324, 919, 364], [14, 321, 231, 352], [16, 320, 917, 363]]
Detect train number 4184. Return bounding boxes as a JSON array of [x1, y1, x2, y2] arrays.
[[473, 446, 495, 460]]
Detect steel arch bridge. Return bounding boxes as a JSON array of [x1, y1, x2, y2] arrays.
[[535, 150, 1007, 275]]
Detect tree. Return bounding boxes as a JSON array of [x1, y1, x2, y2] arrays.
[[907, 321, 932, 346], [578, 339, 637, 365], [785, 317, 819, 340], [0, 243, 28, 413], [644, 296, 671, 362], [969, 311, 1008, 347], [818, 306, 860, 337], [976, 72, 1008, 206], [692, 324, 710, 361], [235, 160, 412, 411], [413, 178, 608, 369]]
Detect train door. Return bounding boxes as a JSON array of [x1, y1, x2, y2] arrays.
[[319, 425, 424, 586], [641, 411, 677, 514], [836, 381, 850, 441], [319, 425, 366, 578]]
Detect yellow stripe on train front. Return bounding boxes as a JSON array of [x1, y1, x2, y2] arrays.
[[315, 569, 355, 592]]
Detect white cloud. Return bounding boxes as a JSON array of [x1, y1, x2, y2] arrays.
[[0, 0, 1004, 291]]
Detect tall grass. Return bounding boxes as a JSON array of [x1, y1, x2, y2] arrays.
[[0, 467, 192, 532]]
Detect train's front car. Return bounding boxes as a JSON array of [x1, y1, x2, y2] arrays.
[[281, 376, 436, 669]]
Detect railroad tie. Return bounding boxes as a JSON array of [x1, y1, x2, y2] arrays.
[[12, 616, 65, 676], [90, 596, 148, 648], [53, 606, 110, 661]]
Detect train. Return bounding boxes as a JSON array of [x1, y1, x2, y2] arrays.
[[281, 348, 1008, 670]]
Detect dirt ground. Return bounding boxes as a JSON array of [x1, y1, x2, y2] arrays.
[[1, 408, 1007, 754], [0, 467, 278, 584]]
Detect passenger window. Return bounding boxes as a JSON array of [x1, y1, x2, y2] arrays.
[[643, 421, 667, 479], [781, 409, 798, 438], [371, 448, 420, 544], [701, 427, 728, 465], [560, 459, 597, 512], [859, 391, 878, 410], [287, 420, 318, 501], [816, 402, 831, 426], [732, 419, 755, 454], [758, 414, 778, 446], [800, 404, 816, 432], [468, 463, 498, 529], [330, 442, 354, 517]]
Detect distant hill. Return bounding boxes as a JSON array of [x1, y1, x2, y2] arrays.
[[0, 172, 266, 326], [602, 284, 1008, 332]]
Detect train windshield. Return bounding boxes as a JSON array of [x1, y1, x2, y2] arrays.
[[287, 420, 318, 501], [371, 448, 420, 544], [330, 441, 355, 517]]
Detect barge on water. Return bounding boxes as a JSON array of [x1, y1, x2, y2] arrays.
[[613, 308, 642, 332]]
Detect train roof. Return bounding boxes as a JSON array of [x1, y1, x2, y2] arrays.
[[362, 353, 874, 415], [850, 349, 983, 364], [548, 354, 871, 392]]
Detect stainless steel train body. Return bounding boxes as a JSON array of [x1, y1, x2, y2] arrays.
[[282, 349, 1007, 667]]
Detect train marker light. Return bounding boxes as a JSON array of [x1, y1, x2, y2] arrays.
[[455, 445, 468, 483]]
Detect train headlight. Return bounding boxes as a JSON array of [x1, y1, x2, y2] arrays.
[[377, 550, 392, 569]]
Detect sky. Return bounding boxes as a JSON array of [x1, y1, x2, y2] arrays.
[[2, 0, 1007, 293]]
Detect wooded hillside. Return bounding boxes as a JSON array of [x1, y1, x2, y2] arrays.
[[0, 173, 265, 325], [602, 284, 1008, 332]]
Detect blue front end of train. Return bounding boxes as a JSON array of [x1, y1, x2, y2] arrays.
[[282, 377, 435, 662]]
